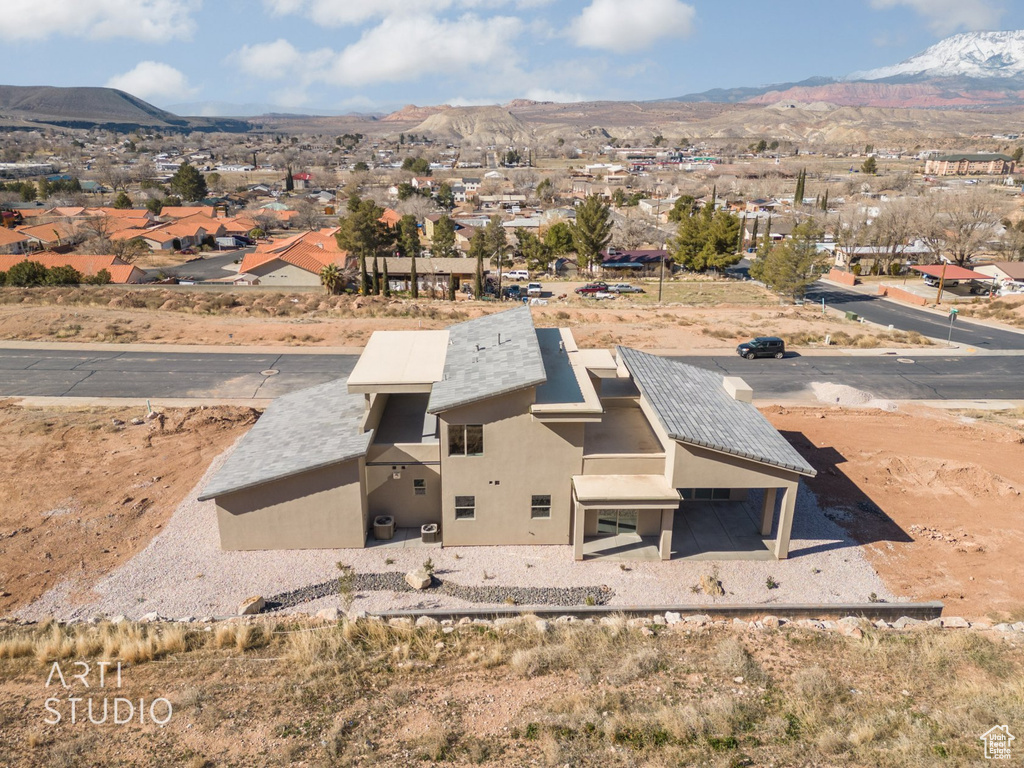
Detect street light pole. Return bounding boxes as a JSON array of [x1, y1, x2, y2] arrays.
[[947, 307, 958, 347], [658, 243, 665, 304]]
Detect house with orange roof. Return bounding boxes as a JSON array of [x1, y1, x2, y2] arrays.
[[0, 227, 30, 254], [16, 221, 80, 250], [160, 206, 217, 220], [0, 252, 146, 283], [238, 237, 349, 286], [379, 208, 402, 229]]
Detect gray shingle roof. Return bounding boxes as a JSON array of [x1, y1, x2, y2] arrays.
[[428, 305, 547, 413], [197, 378, 371, 500], [618, 347, 816, 477]]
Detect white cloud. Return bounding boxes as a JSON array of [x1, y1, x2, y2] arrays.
[[106, 62, 197, 103], [232, 39, 307, 80], [869, 0, 1003, 35], [4, 0, 199, 41], [264, 0, 549, 26], [232, 13, 523, 88], [326, 14, 522, 86], [569, 0, 695, 52]]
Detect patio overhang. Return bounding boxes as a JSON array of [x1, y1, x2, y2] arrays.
[[572, 474, 681, 506]]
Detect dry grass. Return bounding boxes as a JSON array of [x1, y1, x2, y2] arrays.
[[1, 618, 1022, 766]]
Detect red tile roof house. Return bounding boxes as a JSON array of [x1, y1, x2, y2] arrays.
[[0, 253, 146, 283], [236, 229, 349, 286], [0, 227, 30, 255]]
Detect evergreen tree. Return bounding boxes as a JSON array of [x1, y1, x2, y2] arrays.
[[484, 215, 510, 268], [671, 202, 743, 272], [168, 162, 208, 202], [544, 221, 574, 254], [667, 195, 698, 223], [568, 195, 613, 272], [381, 258, 391, 298], [794, 169, 806, 207], [431, 215, 458, 259], [470, 229, 487, 297], [447, 273, 456, 301], [112, 191, 133, 210], [336, 194, 393, 296], [749, 219, 828, 300], [398, 215, 421, 299], [861, 156, 878, 175], [821, 189, 829, 212], [371, 255, 380, 295], [750, 216, 759, 245]]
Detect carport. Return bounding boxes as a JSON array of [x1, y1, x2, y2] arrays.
[[911, 264, 996, 297]]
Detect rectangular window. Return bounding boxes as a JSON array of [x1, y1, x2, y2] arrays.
[[694, 488, 714, 501], [454, 495, 475, 520], [413, 479, 426, 496], [448, 424, 484, 456], [530, 495, 552, 519]]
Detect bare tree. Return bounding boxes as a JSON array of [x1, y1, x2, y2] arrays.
[[870, 197, 917, 273], [917, 191, 1003, 267], [292, 200, 324, 231]]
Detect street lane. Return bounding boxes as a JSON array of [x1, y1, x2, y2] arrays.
[[805, 282, 1024, 350], [0, 347, 1020, 402]]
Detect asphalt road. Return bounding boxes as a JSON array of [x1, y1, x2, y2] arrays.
[[1, 348, 1022, 402], [143, 249, 252, 282], [805, 282, 1024, 350]]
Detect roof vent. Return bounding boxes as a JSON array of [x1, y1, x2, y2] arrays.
[[723, 377, 753, 403]]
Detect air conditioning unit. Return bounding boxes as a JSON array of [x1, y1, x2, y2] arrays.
[[420, 523, 440, 544], [374, 516, 395, 541]]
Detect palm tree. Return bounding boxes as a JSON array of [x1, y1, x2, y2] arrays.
[[320, 263, 344, 295]]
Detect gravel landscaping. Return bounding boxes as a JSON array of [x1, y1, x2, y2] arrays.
[[16, 445, 899, 622]]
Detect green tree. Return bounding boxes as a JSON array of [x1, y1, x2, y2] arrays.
[[353, 161, 369, 172], [652, 134, 665, 146], [470, 229, 487, 297], [84, 268, 111, 286], [336, 194, 393, 296], [544, 221, 574, 254], [19, 182, 36, 202], [667, 195, 698, 223], [397, 182, 416, 201], [145, 198, 163, 216], [38, 177, 52, 200], [1013, 147, 1024, 163], [754, 139, 768, 153], [569, 195, 613, 272], [861, 156, 878, 175], [44, 265, 82, 285], [484, 215, 511, 268], [320, 263, 345, 295], [402, 156, 431, 175], [397, 215, 422, 298], [749, 219, 828, 300], [671, 202, 743, 272], [168, 162, 208, 202], [517, 228, 553, 273], [612, 188, 626, 207], [535, 177, 554, 202], [381, 258, 391, 298], [112, 191, 133, 209], [794, 168, 806, 206], [371, 255, 381, 295], [436, 182, 455, 210], [431, 215, 458, 259], [5, 260, 48, 286]]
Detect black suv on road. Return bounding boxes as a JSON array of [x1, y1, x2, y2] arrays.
[[737, 337, 786, 359]]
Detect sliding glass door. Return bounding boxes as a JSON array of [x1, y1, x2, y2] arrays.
[[595, 509, 639, 536]]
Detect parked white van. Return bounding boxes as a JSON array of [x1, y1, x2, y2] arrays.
[[506, 270, 529, 281]]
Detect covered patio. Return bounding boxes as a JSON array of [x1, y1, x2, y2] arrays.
[[572, 474, 681, 561]]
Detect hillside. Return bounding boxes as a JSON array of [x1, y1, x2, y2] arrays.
[[0, 85, 249, 132]]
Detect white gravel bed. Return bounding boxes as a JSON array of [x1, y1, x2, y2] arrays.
[[16, 445, 897, 622]]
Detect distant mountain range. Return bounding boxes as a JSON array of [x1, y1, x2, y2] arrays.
[[0, 85, 249, 132], [674, 30, 1024, 108], [166, 101, 383, 119]]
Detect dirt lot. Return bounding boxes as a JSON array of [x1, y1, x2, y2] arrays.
[[0, 283, 932, 350], [0, 403, 258, 617], [764, 405, 1024, 620]]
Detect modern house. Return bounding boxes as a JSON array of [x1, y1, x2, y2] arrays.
[[199, 307, 814, 560]]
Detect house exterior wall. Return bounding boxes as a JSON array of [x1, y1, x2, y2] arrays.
[[249, 260, 322, 286], [672, 442, 800, 493], [366, 462, 442, 529], [216, 459, 367, 550], [438, 388, 585, 546]]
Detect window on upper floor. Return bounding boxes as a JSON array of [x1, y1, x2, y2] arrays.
[[448, 424, 483, 456], [413, 479, 426, 496]]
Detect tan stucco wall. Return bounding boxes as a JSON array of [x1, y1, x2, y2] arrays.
[[673, 442, 801, 491], [250, 261, 322, 286], [582, 456, 666, 476], [216, 459, 367, 550], [367, 462, 442, 529], [438, 388, 585, 546]]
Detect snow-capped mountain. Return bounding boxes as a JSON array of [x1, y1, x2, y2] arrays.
[[851, 30, 1024, 81]]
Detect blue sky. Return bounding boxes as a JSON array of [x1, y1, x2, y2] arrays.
[[2, 0, 1023, 114]]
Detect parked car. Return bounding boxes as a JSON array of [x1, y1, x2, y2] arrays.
[[575, 282, 609, 295], [737, 337, 786, 360], [607, 283, 645, 294], [506, 270, 529, 281], [527, 282, 543, 297], [502, 284, 522, 299], [923, 274, 958, 288]]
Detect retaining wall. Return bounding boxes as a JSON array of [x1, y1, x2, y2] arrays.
[[877, 284, 928, 307]]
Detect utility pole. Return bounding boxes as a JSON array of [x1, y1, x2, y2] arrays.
[[658, 243, 666, 304], [936, 261, 947, 304]]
